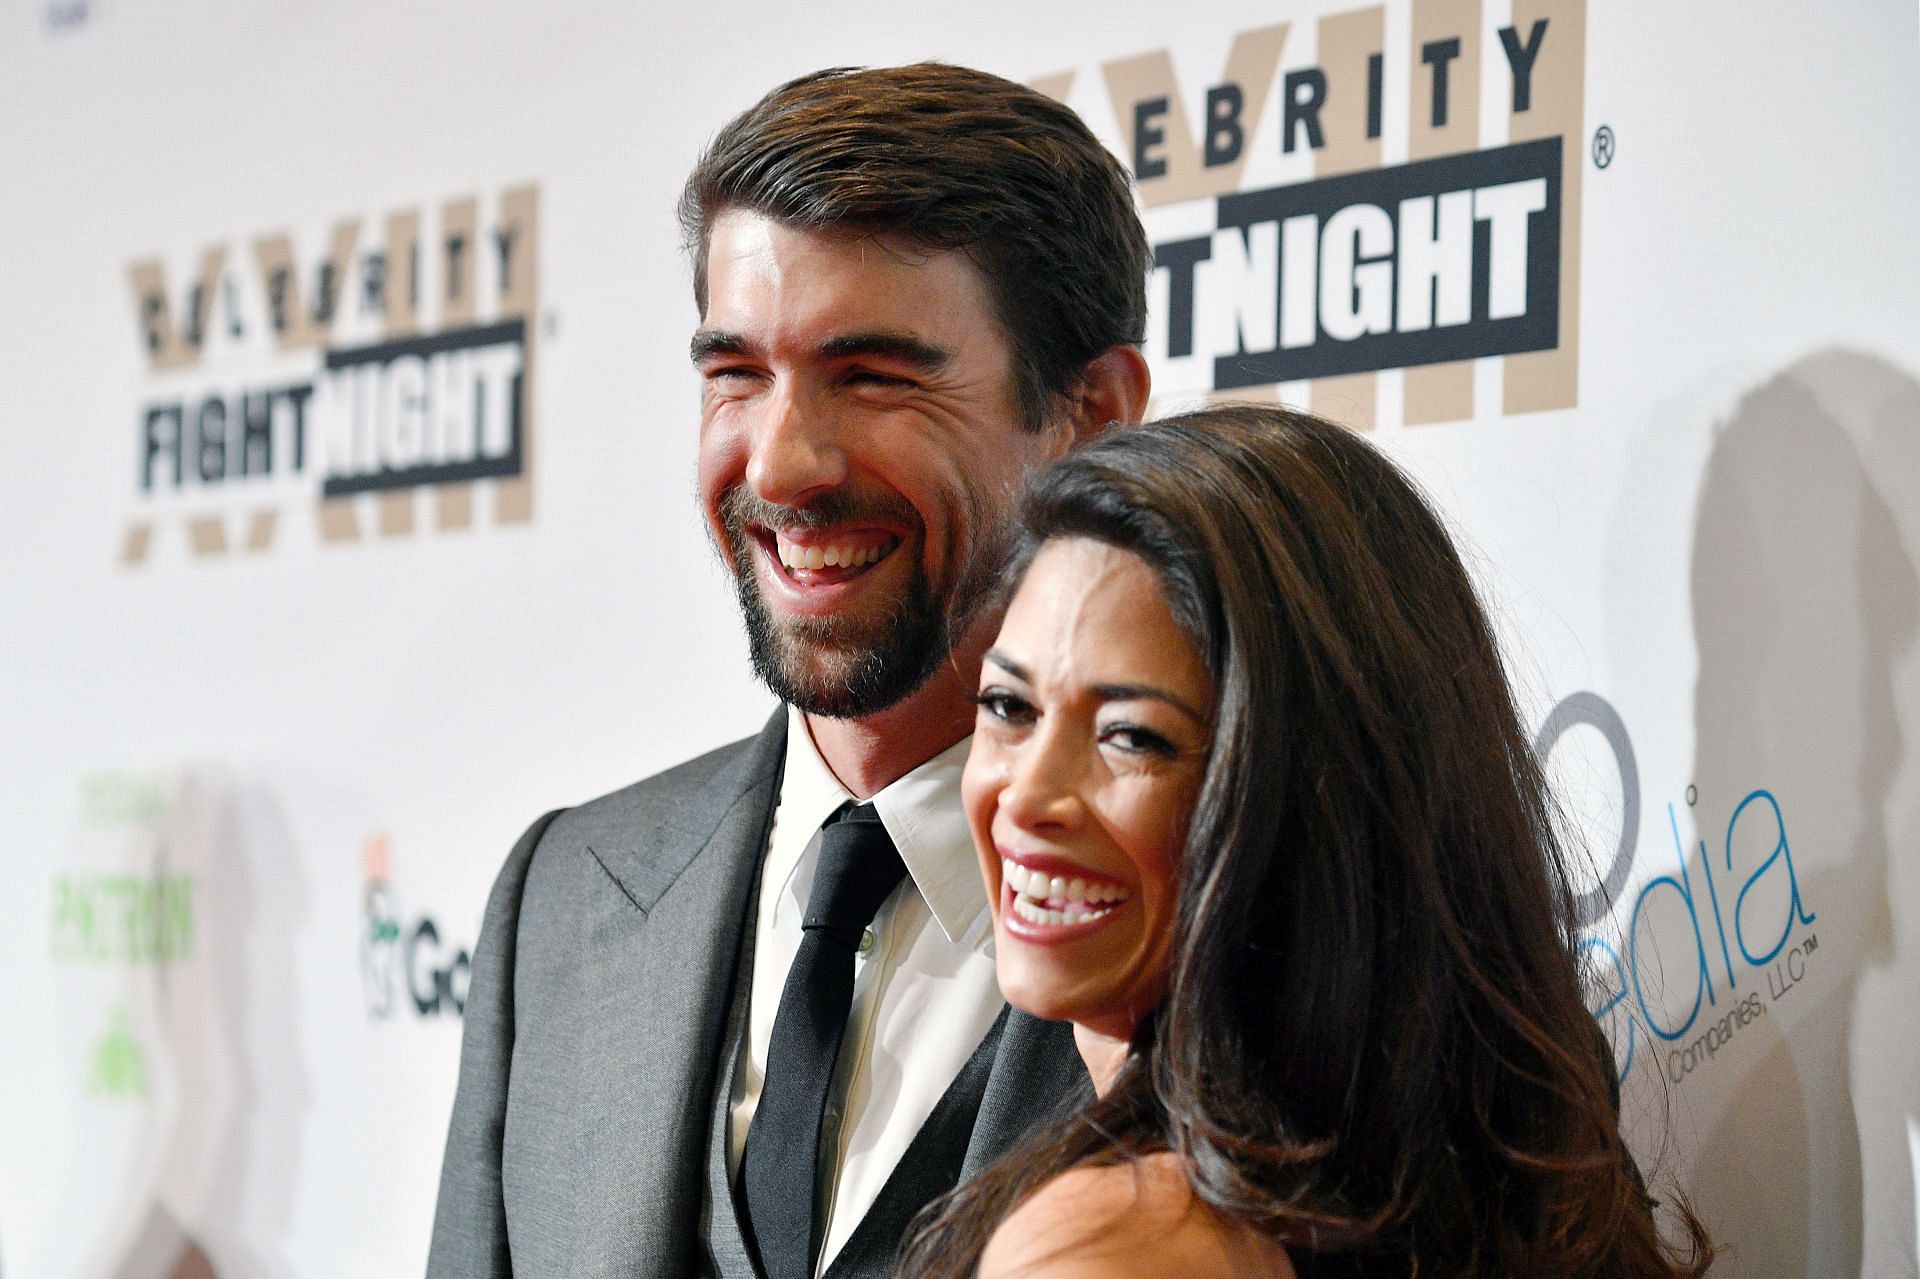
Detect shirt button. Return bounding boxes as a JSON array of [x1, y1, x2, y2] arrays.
[[857, 928, 875, 955]]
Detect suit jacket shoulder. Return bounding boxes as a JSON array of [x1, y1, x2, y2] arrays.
[[428, 710, 786, 1279]]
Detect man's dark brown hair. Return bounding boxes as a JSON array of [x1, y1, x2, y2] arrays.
[[679, 63, 1149, 430]]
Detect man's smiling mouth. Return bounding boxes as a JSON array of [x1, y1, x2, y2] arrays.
[[763, 529, 902, 584]]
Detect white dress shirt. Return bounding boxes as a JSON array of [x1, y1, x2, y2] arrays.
[[727, 707, 1003, 1275]]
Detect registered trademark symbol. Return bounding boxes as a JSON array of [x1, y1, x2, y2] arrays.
[[1685, 784, 1697, 807], [1592, 125, 1616, 169]]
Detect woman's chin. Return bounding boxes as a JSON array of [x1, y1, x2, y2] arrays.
[[994, 959, 1142, 1034], [994, 921, 1167, 1034], [994, 965, 1097, 1027]]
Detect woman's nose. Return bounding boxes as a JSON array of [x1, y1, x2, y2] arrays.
[[996, 724, 1083, 832]]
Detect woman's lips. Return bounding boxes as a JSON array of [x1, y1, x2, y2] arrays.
[[997, 855, 1131, 944]]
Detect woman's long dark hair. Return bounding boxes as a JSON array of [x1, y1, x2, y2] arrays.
[[900, 405, 1710, 1277]]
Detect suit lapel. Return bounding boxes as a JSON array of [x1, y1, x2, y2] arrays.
[[823, 1009, 1089, 1277], [703, 865, 765, 1278], [564, 712, 786, 1278], [824, 1006, 1012, 1277], [551, 708, 1089, 1277], [594, 711, 788, 915], [959, 1010, 1092, 1183]]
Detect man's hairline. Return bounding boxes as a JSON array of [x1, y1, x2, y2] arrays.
[[689, 200, 1089, 433], [690, 201, 973, 308]]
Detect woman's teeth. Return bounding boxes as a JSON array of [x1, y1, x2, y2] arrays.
[[776, 538, 896, 571], [1002, 859, 1130, 926]]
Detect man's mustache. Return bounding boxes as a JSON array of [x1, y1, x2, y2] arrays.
[[718, 485, 921, 537]]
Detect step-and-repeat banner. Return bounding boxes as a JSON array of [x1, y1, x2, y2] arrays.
[[3, 1, 1917, 1274]]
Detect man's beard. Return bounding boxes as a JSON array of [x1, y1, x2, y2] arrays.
[[718, 486, 1003, 719]]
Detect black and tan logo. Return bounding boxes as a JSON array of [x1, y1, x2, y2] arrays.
[[1038, 0, 1586, 426], [123, 185, 540, 566]]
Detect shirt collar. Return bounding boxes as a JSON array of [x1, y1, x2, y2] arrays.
[[781, 706, 990, 948]]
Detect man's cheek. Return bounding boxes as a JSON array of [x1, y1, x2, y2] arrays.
[[698, 444, 747, 534], [696, 414, 750, 494]]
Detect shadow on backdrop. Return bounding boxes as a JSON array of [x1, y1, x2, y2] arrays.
[[52, 770, 311, 1279], [1685, 349, 1919, 1277]]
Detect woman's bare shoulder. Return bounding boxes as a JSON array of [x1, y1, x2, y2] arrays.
[[977, 1151, 1297, 1279]]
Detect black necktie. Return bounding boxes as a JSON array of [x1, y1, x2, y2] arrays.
[[741, 802, 907, 1279]]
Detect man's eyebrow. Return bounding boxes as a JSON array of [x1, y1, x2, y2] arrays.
[[689, 329, 752, 364], [817, 331, 953, 371]]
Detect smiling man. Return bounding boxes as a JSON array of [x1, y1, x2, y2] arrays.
[[428, 65, 1150, 1279], [694, 215, 1069, 749]]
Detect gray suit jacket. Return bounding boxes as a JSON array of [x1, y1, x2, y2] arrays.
[[428, 710, 1090, 1278]]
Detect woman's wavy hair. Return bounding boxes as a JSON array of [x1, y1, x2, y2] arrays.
[[901, 404, 1709, 1278]]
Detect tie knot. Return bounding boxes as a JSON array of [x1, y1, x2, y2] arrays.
[[804, 803, 906, 945]]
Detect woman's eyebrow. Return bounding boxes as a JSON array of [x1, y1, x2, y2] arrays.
[[982, 649, 1029, 681], [986, 651, 1206, 722], [1091, 683, 1208, 723]]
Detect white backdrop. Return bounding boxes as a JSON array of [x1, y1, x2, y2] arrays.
[[3, 1, 1918, 1275]]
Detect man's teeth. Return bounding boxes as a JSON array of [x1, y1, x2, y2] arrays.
[[1001, 858, 1129, 926], [776, 539, 895, 571]]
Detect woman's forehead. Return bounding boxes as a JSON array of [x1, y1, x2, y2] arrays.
[[996, 540, 1209, 705]]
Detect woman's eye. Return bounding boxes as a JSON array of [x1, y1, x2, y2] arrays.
[[1100, 724, 1179, 758], [974, 688, 1035, 725]]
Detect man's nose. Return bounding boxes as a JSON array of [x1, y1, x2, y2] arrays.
[[745, 385, 847, 507]]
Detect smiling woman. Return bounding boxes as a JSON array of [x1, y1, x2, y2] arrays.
[[899, 404, 1714, 1279], [967, 537, 1211, 1051]]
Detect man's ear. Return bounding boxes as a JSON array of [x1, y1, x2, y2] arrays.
[[1064, 345, 1152, 444]]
